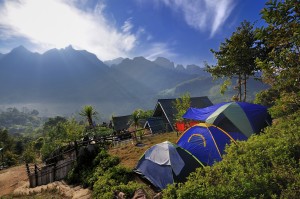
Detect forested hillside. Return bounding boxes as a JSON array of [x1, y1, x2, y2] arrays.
[[0, 108, 45, 135]]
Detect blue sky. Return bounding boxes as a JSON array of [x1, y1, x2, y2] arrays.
[[0, 0, 267, 66]]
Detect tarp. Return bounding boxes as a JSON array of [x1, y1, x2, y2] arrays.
[[183, 102, 271, 138], [134, 141, 203, 190], [177, 123, 237, 166]]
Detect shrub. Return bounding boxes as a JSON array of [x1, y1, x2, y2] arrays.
[[66, 145, 100, 186], [93, 174, 144, 199], [4, 150, 18, 166], [66, 147, 142, 198]]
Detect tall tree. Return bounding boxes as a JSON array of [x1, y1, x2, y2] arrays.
[[255, 0, 300, 117], [79, 105, 98, 127], [207, 20, 259, 101], [131, 109, 143, 142], [132, 109, 142, 129]]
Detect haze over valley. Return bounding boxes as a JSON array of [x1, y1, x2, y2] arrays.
[[0, 46, 268, 119]]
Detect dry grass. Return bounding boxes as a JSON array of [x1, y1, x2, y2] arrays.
[[109, 132, 179, 169]]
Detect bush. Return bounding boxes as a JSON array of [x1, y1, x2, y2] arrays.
[[66, 147, 143, 198], [93, 173, 144, 199], [4, 151, 18, 166], [66, 145, 100, 186], [163, 111, 300, 198]]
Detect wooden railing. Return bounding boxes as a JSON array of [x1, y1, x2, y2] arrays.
[[25, 125, 173, 188]]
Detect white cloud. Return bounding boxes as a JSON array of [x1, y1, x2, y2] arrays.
[[141, 42, 177, 61], [122, 18, 133, 33], [0, 0, 137, 60], [154, 0, 236, 37]]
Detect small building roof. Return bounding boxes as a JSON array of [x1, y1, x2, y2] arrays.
[[144, 117, 166, 134], [151, 96, 213, 132], [112, 115, 132, 132]]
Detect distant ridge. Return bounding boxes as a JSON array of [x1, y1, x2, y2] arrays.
[[0, 46, 268, 118], [104, 57, 124, 66]]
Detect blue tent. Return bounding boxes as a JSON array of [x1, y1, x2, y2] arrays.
[[177, 123, 237, 166], [183, 102, 272, 138], [134, 141, 203, 190]]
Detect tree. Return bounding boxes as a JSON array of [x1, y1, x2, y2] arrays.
[[79, 105, 98, 127], [43, 116, 67, 132], [131, 109, 143, 142], [255, 0, 300, 117], [207, 20, 259, 101], [0, 128, 17, 166], [40, 118, 85, 160], [130, 109, 153, 141], [62, 119, 85, 142], [132, 109, 143, 130], [173, 93, 191, 122]]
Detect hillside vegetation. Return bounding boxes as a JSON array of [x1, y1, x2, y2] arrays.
[[163, 0, 300, 198]]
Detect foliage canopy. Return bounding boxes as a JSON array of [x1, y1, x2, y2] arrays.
[[255, 0, 300, 117], [207, 20, 259, 101]]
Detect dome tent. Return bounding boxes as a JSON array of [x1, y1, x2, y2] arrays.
[[177, 123, 237, 166], [133, 141, 203, 190], [183, 101, 272, 139]]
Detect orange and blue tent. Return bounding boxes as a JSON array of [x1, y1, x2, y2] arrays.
[[183, 101, 272, 139], [177, 123, 237, 166]]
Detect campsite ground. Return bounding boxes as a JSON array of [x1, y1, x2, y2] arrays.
[[109, 131, 179, 197], [0, 165, 28, 197], [0, 132, 179, 198], [109, 132, 179, 168]]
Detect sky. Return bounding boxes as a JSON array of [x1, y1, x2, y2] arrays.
[[0, 0, 267, 66]]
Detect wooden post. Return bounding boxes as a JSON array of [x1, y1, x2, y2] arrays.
[[74, 140, 78, 159], [25, 163, 30, 176], [34, 164, 38, 187], [53, 163, 56, 181]]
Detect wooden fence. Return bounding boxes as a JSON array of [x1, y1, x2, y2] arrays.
[[25, 126, 168, 188], [26, 158, 76, 188], [25, 135, 117, 188]]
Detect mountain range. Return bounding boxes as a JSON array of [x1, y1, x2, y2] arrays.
[[0, 46, 269, 119]]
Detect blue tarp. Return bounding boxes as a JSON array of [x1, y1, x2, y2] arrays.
[[183, 102, 271, 138]]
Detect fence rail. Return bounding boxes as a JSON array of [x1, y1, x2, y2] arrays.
[[25, 125, 172, 188], [26, 158, 76, 188]]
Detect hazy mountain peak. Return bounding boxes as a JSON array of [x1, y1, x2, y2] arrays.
[[104, 57, 124, 66], [154, 57, 171, 63], [64, 45, 75, 51], [153, 57, 174, 69], [10, 45, 31, 54], [133, 56, 147, 62], [186, 64, 200, 68], [176, 64, 185, 71]]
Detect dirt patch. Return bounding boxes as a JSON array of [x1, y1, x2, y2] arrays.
[[0, 165, 28, 197]]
